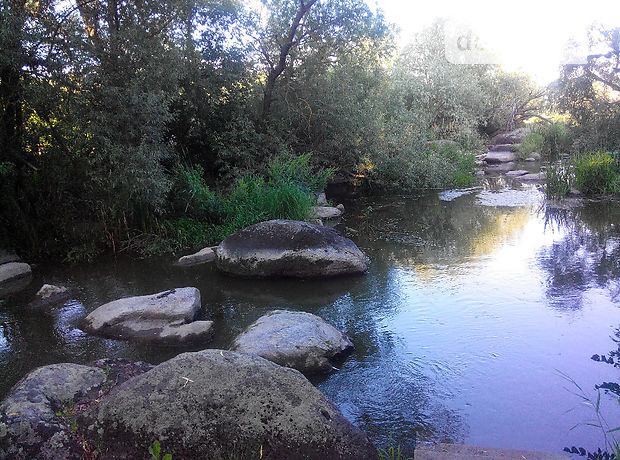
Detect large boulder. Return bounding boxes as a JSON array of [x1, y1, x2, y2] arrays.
[[216, 220, 367, 278], [83, 287, 213, 345], [0, 359, 153, 459], [231, 310, 354, 374], [82, 350, 378, 459], [0, 363, 106, 459]]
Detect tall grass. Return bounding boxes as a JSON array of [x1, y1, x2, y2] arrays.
[[143, 155, 332, 255], [546, 161, 574, 199], [558, 370, 620, 459], [520, 123, 574, 160]]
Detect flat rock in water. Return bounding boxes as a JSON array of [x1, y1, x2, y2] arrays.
[[176, 247, 215, 266], [484, 151, 516, 164], [517, 173, 542, 181], [81, 350, 378, 459], [231, 310, 354, 374], [0, 250, 20, 265], [0, 262, 32, 296], [489, 143, 520, 152], [311, 206, 343, 219], [485, 162, 516, 173], [505, 170, 529, 177], [216, 220, 367, 278], [83, 287, 213, 345], [525, 157, 538, 162]]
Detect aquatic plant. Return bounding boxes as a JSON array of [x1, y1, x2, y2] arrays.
[[377, 435, 413, 460], [559, 370, 620, 459]]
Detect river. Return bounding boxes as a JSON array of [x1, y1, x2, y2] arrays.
[[1, 177, 619, 455]]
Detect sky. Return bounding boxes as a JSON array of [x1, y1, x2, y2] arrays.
[[365, 0, 620, 85]]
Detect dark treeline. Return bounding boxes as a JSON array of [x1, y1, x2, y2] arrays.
[[0, 0, 618, 260]]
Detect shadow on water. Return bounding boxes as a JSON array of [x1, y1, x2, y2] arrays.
[[1, 181, 619, 455]]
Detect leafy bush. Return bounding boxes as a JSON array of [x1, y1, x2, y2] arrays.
[[573, 152, 619, 196], [519, 123, 574, 160], [267, 153, 335, 194], [369, 141, 475, 190]]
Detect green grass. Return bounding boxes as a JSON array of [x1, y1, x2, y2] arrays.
[[377, 435, 413, 460], [142, 155, 332, 256]]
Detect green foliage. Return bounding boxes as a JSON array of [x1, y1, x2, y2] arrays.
[[55, 398, 78, 431], [149, 440, 172, 460], [555, 25, 620, 153], [573, 152, 619, 196], [267, 153, 335, 194], [520, 124, 574, 160], [369, 141, 475, 190], [377, 435, 413, 460], [144, 156, 324, 255], [559, 370, 620, 459], [519, 132, 545, 157]]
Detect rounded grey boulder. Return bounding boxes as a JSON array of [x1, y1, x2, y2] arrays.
[[231, 310, 354, 374], [82, 349, 378, 459], [83, 287, 213, 345], [216, 219, 367, 278]]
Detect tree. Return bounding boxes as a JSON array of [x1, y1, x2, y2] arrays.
[[251, 0, 390, 121], [557, 25, 620, 150]]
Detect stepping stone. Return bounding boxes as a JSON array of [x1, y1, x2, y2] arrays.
[[505, 170, 529, 177], [485, 151, 516, 164]]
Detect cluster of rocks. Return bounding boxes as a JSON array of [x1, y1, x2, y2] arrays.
[[83, 287, 214, 345], [2, 295, 364, 458], [0, 348, 374, 459], [478, 128, 545, 182], [0, 215, 372, 457]]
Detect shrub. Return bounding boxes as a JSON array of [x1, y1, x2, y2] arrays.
[[573, 152, 619, 196], [369, 141, 475, 190]]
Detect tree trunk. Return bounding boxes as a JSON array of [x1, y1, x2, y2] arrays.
[[260, 0, 319, 121]]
